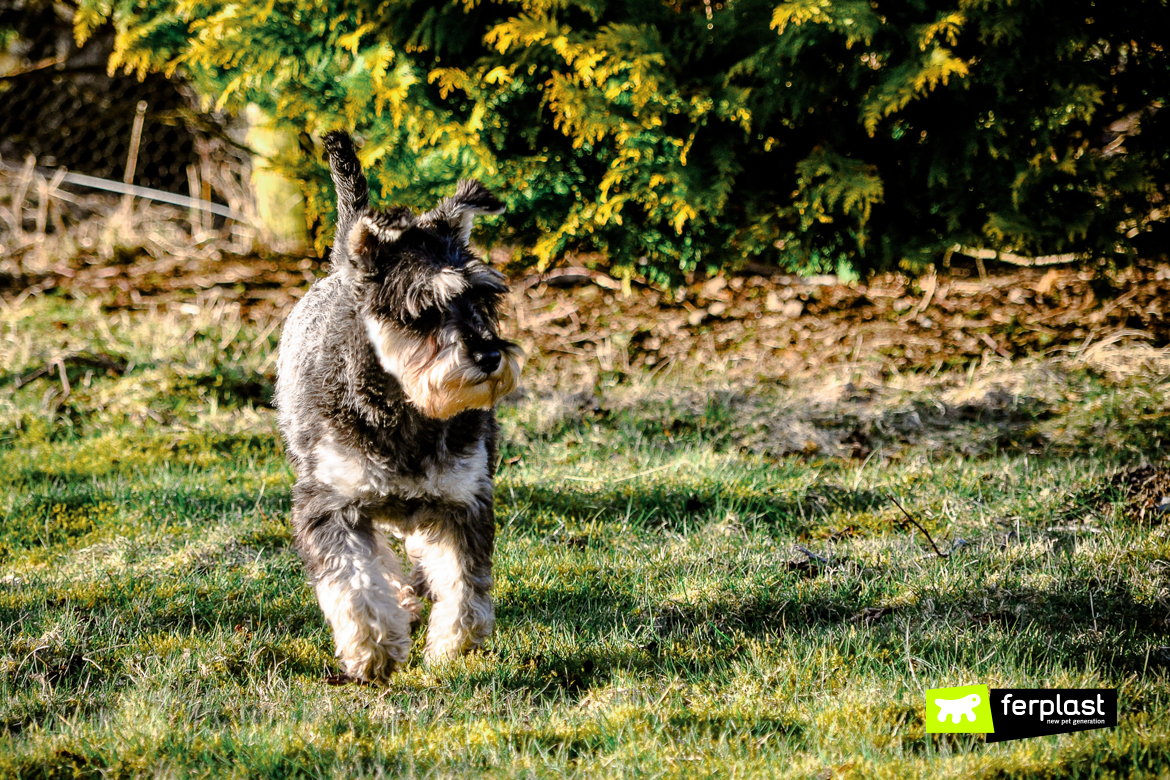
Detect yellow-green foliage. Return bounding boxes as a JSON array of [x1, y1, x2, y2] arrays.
[[72, 0, 1168, 280]]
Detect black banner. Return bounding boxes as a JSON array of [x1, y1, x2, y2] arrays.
[[986, 689, 1117, 743]]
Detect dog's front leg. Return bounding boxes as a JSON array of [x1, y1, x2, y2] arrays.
[[405, 509, 495, 664], [293, 491, 413, 681]]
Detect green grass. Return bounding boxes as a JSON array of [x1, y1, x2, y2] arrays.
[[2, 293, 1170, 778]]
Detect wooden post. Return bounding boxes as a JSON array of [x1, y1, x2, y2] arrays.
[[118, 100, 148, 225], [186, 164, 201, 237], [12, 154, 35, 241]]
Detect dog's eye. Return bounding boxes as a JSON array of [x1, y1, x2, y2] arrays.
[[406, 308, 441, 331]]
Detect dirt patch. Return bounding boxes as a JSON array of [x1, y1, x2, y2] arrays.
[[1110, 465, 1170, 523], [488, 253, 1170, 392]]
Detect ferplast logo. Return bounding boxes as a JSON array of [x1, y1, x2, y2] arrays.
[[925, 684, 995, 734], [924, 686, 1118, 741]]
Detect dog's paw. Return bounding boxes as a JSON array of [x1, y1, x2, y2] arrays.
[[317, 574, 414, 681], [337, 630, 411, 682], [423, 636, 471, 666], [423, 597, 494, 665]]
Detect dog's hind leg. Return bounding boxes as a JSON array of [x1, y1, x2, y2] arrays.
[[293, 489, 412, 681], [404, 509, 495, 664]]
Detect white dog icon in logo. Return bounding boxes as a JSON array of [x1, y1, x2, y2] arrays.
[[935, 693, 981, 723]]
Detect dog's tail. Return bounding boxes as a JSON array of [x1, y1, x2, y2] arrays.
[[323, 131, 370, 255]]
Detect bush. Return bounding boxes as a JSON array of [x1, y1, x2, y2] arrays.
[[77, 0, 1168, 283]]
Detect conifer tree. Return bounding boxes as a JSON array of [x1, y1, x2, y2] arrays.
[[75, 0, 1169, 282]]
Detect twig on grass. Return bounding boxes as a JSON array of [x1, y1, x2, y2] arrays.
[[55, 358, 70, 398], [794, 544, 831, 565], [252, 480, 267, 515], [13, 351, 129, 389], [889, 494, 951, 559], [564, 461, 685, 484]]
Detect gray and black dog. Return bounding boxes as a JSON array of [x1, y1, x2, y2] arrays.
[[275, 131, 523, 681]]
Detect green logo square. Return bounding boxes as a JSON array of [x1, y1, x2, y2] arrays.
[[926, 684, 995, 733]]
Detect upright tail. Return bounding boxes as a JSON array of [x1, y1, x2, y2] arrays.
[[322, 131, 369, 260]]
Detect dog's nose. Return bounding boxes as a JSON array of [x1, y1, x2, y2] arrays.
[[473, 348, 501, 373]]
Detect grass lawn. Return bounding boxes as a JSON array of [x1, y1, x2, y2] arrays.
[[2, 292, 1169, 778]]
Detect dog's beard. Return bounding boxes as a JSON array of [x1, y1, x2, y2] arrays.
[[365, 317, 523, 419]]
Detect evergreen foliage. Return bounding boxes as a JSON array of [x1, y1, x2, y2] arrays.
[[75, 0, 1169, 282]]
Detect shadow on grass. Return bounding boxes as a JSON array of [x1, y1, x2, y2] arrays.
[[0, 360, 274, 407], [0, 484, 292, 565], [486, 573, 1170, 706], [3, 430, 284, 484], [500, 481, 888, 536], [8, 540, 1163, 728]]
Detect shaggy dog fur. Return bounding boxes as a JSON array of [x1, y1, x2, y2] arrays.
[[274, 131, 523, 681]]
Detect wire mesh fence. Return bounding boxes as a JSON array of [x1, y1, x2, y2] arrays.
[[0, 70, 207, 193], [0, 4, 254, 218]]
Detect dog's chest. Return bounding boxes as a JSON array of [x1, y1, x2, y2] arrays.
[[311, 434, 490, 507]]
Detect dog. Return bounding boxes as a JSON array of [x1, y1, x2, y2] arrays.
[[274, 131, 523, 681]]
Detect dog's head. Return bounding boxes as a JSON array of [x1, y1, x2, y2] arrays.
[[335, 177, 523, 420]]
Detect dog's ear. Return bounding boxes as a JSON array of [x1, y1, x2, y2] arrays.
[[425, 179, 505, 244], [344, 207, 415, 276], [462, 259, 509, 295]]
